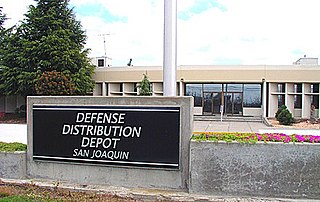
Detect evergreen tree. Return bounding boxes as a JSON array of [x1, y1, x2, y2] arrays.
[[0, 7, 8, 55], [0, 7, 6, 29], [0, 7, 9, 95], [137, 74, 152, 96], [0, 0, 94, 96]]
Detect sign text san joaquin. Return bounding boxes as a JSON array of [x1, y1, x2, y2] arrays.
[[32, 105, 180, 169]]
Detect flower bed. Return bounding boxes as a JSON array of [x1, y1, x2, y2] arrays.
[[192, 132, 320, 143]]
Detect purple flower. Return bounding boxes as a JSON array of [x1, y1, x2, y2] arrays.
[[295, 135, 305, 142]]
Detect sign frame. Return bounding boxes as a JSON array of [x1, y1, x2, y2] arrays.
[[32, 104, 181, 170]]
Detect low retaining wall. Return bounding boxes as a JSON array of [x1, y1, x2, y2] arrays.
[[190, 141, 320, 199], [0, 151, 26, 179]]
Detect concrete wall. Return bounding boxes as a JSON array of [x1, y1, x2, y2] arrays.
[[0, 152, 26, 179], [243, 107, 261, 116], [190, 141, 320, 199], [27, 96, 193, 191], [193, 107, 202, 115]]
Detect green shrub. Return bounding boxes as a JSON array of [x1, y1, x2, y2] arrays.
[[0, 142, 27, 152], [276, 105, 294, 125], [275, 105, 285, 119]]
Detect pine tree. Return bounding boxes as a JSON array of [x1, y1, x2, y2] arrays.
[[137, 74, 152, 96], [0, 7, 6, 29], [0, 0, 94, 96]]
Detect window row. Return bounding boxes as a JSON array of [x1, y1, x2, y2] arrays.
[[277, 83, 319, 93], [185, 83, 262, 108], [277, 95, 319, 109]]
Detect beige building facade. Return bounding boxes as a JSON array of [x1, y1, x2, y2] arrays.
[[1, 57, 319, 119], [92, 59, 320, 119]]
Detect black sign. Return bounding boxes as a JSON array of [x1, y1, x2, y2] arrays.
[[32, 105, 180, 169]]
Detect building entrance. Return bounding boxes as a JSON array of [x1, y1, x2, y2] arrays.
[[186, 83, 262, 116], [203, 91, 243, 115], [203, 92, 222, 115], [225, 92, 243, 115]]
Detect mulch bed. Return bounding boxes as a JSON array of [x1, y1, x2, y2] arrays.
[[268, 118, 320, 130], [0, 180, 139, 201]]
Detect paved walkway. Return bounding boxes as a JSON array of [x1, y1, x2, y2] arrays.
[[194, 120, 270, 133], [0, 124, 27, 144]]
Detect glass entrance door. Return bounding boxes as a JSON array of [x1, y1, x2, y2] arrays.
[[225, 92, 243, 115], [212, 92, 222, 114], [203, 92, 222, 114], [233, 93, 243, 114], [203, 93, 213, 115]]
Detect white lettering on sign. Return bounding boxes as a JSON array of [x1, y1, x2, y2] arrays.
[[76, 112, 125, 124], [81, 137, 120, 149], [61, 110, 143, 162], [62, 124, 141, 137]]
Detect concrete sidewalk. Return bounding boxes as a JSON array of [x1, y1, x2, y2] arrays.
[[194, 120, 270, 133], [0, 124, 27, 144]]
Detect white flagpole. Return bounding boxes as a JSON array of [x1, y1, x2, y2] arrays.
[[163, 0, 177, 96]]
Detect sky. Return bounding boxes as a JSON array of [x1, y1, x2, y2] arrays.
[[2, 0, 320, 66]]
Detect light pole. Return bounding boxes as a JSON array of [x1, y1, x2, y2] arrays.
[[163, 0, 177, 96]]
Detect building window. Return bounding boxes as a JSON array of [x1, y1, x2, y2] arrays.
[[243, 84, 262, 107], [294, 95, 302, 109], [277, 83, 285, 93], [294, 83, 302, 93], [105, 83, 108, 96], [186, 84, 202, 107], [278, 95, 285, 107], [203, 84, 223, 92], [226, 84, 243, 92], [311, 95, 319, 109], [98, 59, 104, 67], [311, 83, 319, 93], [95, 83, 102, 96]]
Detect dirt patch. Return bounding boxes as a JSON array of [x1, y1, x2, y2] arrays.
[[0, 180, 139, 201], [268, 118, 320, 130]]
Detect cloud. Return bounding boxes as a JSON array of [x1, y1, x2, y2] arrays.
[[2, 0, 320, 66], [70, 0, 164, 66], [178, 0, 320, 65], [1, 0, 35, 28], [178, 0, 226, 20]]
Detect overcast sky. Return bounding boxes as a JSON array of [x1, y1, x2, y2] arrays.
[[2, 0, 320, 66]]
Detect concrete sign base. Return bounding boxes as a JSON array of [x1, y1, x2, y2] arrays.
[[27, 96, 193, 190]]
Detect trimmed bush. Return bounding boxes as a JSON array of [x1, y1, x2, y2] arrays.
[[275, 105, 294, 125], [275, 105, 286, 120]]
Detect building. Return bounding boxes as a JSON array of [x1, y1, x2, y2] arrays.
[[92, 57, 320, 119], [1, 57, 319, 119]]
